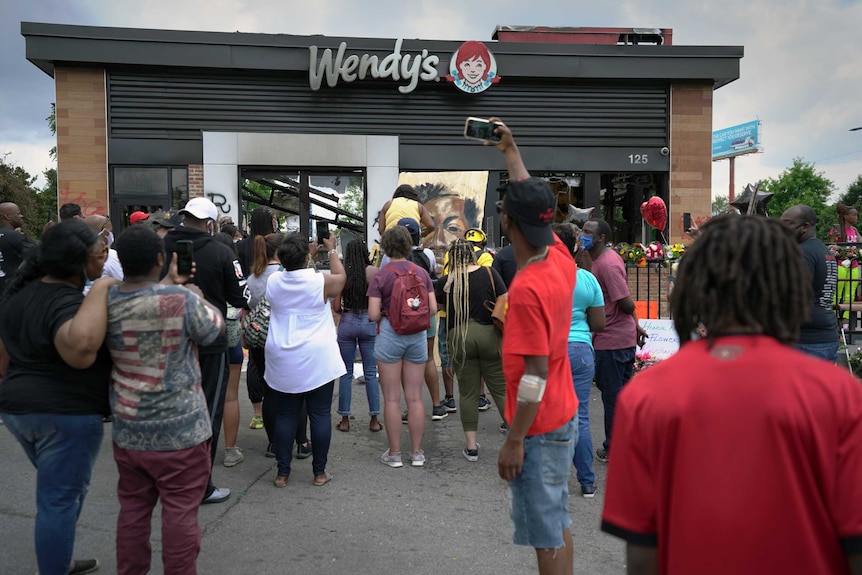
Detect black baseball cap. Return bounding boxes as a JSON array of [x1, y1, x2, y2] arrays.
[[498, 177, 555, 247]]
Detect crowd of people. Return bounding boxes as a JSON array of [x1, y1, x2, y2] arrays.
[[1, 118, 862, 575]]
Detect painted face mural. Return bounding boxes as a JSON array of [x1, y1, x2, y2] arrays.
[[446, 41, 500, 94], [398, 172, 489, 265]]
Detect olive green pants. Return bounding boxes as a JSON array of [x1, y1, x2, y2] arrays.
[[448, 320, 507, 432]]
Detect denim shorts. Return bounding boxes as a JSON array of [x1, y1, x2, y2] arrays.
[[509, 417, 577, 548], [426, 313, 438, 339], [437, 316, 451, 367], [374, 317, 428, 364]]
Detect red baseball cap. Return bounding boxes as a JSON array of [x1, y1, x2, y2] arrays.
[[129, 211, 149, 225]]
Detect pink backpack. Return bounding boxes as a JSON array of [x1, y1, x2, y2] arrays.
[[385, 263, 431, 335]]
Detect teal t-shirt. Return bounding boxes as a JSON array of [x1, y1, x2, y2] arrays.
[[568, 268, 604, 346]]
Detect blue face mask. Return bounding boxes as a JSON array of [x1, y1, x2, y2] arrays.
[[578, 235, 593, 251]]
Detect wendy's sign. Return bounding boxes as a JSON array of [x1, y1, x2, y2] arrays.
[[308, 39, 500, 95]]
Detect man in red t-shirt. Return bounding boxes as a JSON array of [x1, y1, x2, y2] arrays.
[[601, 215, 862, 575], [489, 118, 577, 575]]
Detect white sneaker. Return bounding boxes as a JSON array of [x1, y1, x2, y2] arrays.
[[202, 486, 231, 504], [380, 449, 403, 468], [223, 446, 244, 467], [410, 450, 426, 467]]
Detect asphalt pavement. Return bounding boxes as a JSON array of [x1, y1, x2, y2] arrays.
[[0, 365, 626, 574]]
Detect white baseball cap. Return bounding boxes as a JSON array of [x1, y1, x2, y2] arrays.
[[179, 197, 219, 222]]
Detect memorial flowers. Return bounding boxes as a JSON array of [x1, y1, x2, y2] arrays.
[[634, 350, 661, 372]]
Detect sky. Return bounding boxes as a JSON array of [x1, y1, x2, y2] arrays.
[[1, 0, 861, 200]]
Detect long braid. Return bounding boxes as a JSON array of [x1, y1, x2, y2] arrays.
[[446, 240, 476, 362], [836, 203, 853, 242], [670, 215, 812, 346], [342, 239, 371, 310]]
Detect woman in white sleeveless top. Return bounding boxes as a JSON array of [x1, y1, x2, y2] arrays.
[[265, 234, 346, 488]]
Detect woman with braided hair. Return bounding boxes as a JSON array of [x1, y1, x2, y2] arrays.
[[333, 239, 382, 433], [434, 239, 507, 461], [603, 215, 862, 575], [830, 203, 860, 330]]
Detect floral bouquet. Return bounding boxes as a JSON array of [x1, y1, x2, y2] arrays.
[[627, 242, 647, 267], [830, 244, 859, 269], [645, 241, 664, 260], [665, 243, 685, 260], [634, 350, 661, 372], [613, 242, 631, 259]]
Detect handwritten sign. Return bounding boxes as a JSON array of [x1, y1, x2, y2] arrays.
[[638, 318, 680, 359]]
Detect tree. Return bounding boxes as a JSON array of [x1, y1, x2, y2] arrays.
[[760, 158, 837, 241], [47, 103, 57, 162], [339, 177, 364, 225], [33, 168, 58, 232], [838, 175, 862, 208], [0, 155, 41, 238], [712, 195, 729, 215]]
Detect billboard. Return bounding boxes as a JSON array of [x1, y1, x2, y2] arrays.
[[712, 120, 760, 160]]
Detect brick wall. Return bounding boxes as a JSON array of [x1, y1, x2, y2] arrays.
[[669, 83, 713, 243], [189, 164, 204, 198], [55, 67, 108, 217]]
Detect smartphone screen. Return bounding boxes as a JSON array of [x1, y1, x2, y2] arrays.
[[316, 221, 330, 245], [176, 240, 194, 276], [464, 117, 502, 143], [683, 212, 692, 233]]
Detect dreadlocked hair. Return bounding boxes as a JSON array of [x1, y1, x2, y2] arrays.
[[444, 239, 477, 362], [670, 214, 812, 346], [342, 239, 371, 310], [836, 203, 856, 242], [252, 233, 284, 277]]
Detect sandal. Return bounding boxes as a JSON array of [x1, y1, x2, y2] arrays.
[[313, 471, 333, 486], [369, 419, 383, 432], [336, 419, 350, 432], [274, 475, 289, 488]]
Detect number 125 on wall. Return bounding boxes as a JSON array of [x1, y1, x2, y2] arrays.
[[629, 154, 648, 164]]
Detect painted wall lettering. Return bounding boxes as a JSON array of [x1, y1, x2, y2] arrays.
[[207, 192, 232, 215]]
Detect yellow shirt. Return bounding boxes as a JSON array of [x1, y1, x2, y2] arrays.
[[384, 197, 421, 230]]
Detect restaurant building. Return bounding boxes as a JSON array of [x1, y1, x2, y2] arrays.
[[22, 22, 742, 245]]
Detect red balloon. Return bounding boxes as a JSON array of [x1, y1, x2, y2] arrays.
[[640, 197, 667, 231]]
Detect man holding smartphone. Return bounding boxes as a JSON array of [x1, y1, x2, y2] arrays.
[[163, 197, 250, 504]]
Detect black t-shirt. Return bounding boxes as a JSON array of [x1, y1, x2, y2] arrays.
[[799, 237, 838, 344], [435, 267, 507, 330], [0, 228, 34, 294], [0, 280, 111, 415], [492, 245, 517, 288]]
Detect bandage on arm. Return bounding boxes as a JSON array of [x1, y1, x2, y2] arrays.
[[517, 374, 547, 403]]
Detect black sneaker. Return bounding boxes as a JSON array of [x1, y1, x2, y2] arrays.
[[581, 484, 597, 498], [296, 441, 312, 460], [265, 442, 276, 458], [596, 448, 609, 463], [443, 395, 457, 413], [499, 421, 509, 434], [401, 411, 409, 424], [478, 394, 491, 411], [431, 403, 448, 421], [462, 443, 480, 462]]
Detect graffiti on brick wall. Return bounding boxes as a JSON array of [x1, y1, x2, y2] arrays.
[[58, 189, 106, 216]]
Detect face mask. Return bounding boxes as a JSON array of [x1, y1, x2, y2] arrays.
[[578, 235, 593, 251], [106, 232, 114, 248]]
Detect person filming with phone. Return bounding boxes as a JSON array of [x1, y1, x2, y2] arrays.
[[162, 197, 250, 505]]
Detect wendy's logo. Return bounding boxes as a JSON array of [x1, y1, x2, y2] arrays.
[[445, 41, 501, 94]]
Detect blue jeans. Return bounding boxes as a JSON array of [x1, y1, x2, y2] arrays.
[[2, 413, 104, 575], [336, 312, 380, 416], [509, 418, 577, 548], [594, 347, 635, 453], [272, 381, 334, 477], [568, 342, 596, 488], [794, 341, 839, 364]]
